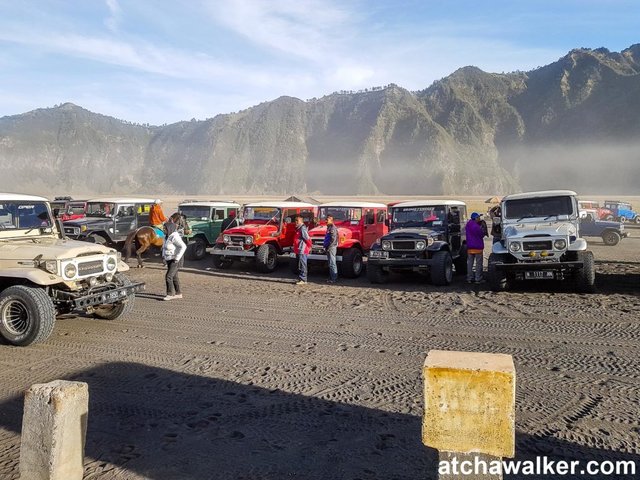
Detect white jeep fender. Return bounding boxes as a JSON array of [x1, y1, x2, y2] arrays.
[[567, 238, 588, 251], [492, 242, 508, 254], [0, 268, 62, 286]]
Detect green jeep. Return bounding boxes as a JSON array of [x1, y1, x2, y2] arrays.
[[178, 201, 241, 260]]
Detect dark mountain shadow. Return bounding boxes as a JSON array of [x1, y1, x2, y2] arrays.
[[0, 362, 637, 479]]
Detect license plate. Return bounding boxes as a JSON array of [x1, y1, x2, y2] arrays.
[[369, 251, 388, 259], [525, 271, 554, 280]]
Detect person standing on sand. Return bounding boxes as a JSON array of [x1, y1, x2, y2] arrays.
[[324, 214, 339, 283], [294, 215, 312, 285], [221, 210, 239, 232], [465, 212, 486, 284], [162, 221, 187, 300]]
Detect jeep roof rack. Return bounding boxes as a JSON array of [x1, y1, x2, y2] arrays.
[[54, 196, 73, 201]]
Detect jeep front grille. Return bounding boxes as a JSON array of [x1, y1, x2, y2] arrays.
[[391, 240, 416, 250], [523, 240, 553, 251], [77, 260, 104, 276], [228, 235, 246, 246]]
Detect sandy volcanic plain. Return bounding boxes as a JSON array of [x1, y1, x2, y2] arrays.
[[0, 195, 638, 479]]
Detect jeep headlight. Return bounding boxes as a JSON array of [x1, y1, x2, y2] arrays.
[[245, 236, 253, 245], [553, 239, 567, 250], [42, 260, 58, 274], [381, 240, 392, 251], [223, 235, 231, 243], [509, 242, 521, 252], [64, 263, 77, 278], [416, 240, 426, 250], [106, 257, 117, 271]]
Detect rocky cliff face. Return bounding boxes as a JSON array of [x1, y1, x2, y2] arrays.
[[1, 45, 638, 195]]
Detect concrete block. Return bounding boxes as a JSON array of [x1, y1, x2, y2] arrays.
[[19, 380, 88, 480], [423, 350, 515, 458]]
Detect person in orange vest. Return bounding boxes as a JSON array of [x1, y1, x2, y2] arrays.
[[150, 199, 168, 230]]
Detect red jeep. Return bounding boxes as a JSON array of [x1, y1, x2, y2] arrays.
[[50, 197, 86, 221], [212, 202, 317, 272], [306, 202, 388, 278]]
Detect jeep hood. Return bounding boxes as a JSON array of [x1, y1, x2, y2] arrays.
[[383, 227, 439, 239], [0, 237, 114, 260], [224, 223, 278, 237], [64, 217, 111, 227], [309, 225, 353, 239], [503, 222, 577, 238]]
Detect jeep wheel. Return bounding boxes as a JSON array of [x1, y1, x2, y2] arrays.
[[187, 237, 208, 260], [91, 234, 108, 246], [619, 216, 627, 223], [341, 248, 363, 278], [93, 274, 136, 320], [256, 244, 278, 273], [453, 245, 468, 275], [430, 251, 453, 286], [574, 251, 596, 293], [602, 230, 621, 246], [635, 216, 640, 225], [0, 286, 56, 346], [367, 264, 389, 284], [488, 253, 511, 292]]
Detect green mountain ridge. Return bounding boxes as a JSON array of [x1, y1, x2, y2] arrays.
[[1, 44, 638, 195]]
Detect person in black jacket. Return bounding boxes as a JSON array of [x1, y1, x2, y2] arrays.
[[221, 210, 239, 232], [324, 215, 339, 283]]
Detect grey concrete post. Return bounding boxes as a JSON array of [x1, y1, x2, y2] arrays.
[[19, 380, 89, 480]]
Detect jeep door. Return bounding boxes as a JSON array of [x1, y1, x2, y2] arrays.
[[210, 208, 224, 243], [114, 204, 136, 240], [447, 206, 464, 253], [282, 209, 298, 245], [373, 208, 388, 247], [363, 208, 378, 247]]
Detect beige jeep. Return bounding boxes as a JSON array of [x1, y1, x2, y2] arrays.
[[0, 194, 145, 346]]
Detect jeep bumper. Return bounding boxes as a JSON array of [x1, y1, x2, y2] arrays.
[[212, 248, 256, 258], [53, 281, 145, 309], [305, 253, 344, 262], [494, 260, 583, 271], [367, 257, 432, 267]]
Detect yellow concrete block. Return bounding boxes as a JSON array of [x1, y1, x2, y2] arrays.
[[422, 350, 515, 458]]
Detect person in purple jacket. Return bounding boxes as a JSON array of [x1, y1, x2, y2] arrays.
[[465, 212, 486, 283]]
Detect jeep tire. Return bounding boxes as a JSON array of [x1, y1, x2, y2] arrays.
[[602, 230, 621, 246], [340, 248, 363, 278], [574, 251, 596, 293], [453, 245, 468, 275], [367, 264, 388, 284], [488, 253, 511, 292], [256, 244, 278, 273], [430, 250, 453, 286], [93, 273, 136, 320], [0, 286, 56, 346], [187, 237, 208, 261], [635, 216, 640, 225]]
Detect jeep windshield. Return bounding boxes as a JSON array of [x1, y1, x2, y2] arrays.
[[243, 207, 281, 225], [86, 202, 116, 217], [180, 206, 211, 220], [504, 196, 574, 221], [0, 201, 53, 231], [391, 206, 446, 229], [318, 207, 362, 223]]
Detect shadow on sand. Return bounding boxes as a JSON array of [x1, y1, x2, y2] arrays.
[[0, 362, 637, 479]]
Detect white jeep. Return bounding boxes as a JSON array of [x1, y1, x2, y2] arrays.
[[0, 194, 144, 346], [488, 190, 595, 293]]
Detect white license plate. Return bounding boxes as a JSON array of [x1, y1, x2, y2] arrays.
[[525, 271, 554, 280], [370, 251, 388, 259]]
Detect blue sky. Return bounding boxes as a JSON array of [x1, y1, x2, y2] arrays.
[[0, 0, 638, 125]]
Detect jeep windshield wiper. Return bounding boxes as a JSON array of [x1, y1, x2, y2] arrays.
[[543, 215, 558, 221], [516, 214, 535, 221]]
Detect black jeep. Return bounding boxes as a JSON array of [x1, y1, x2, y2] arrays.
[[367, 201, 468, 285], [63, 197, 155, 246]]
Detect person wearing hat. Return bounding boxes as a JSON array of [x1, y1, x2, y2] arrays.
[[465, 212, 486, 284], [150, 199, 168, 230], [221, 210, 239, 232]]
